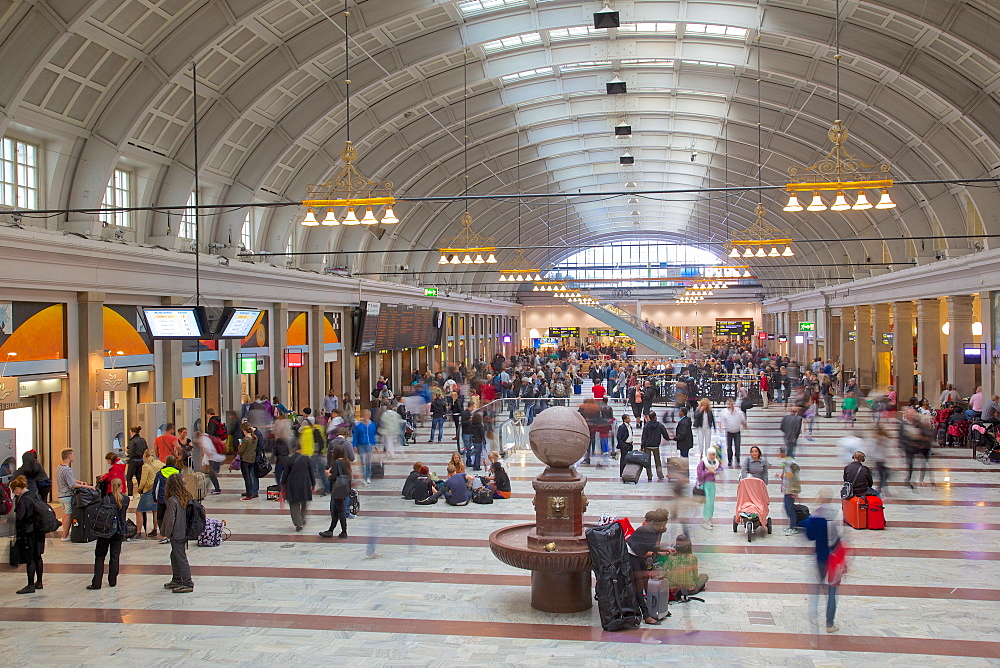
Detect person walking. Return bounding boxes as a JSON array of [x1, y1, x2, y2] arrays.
[[776, 447, 801, 535], [693, 398, 715, 457], [237, 422, 259, 500], [10, 475, 46, 594], [125, 426, 147, 496], [640, 411, 670, 481], [780, 406, 804, 458], [799, 499, 843, 633], [720, 399, 747, 467], [674, 407, 694, 458], [281, 441, 315, 532], [353, 409, 378, 485], [695, 448, 722, 530], [161, 474, 194, 593], [87, 478, 129, 589], [616, 414, 635, 476], [320, 443, 352, 539]]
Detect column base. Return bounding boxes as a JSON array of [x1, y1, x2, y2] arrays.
[[530, 570, 592, 613]]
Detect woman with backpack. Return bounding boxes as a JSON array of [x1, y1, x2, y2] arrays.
[[161, 474, 194, 593], [319, 443, 352, 539], [10, 474, 49, 594], [88, 478, 130, 589]]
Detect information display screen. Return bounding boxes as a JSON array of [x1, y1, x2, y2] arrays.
[[141, 307, 209, 339], [356, 302, 442, 353], [548, 327, 580, 337], [215, 308, 263, 339], [589, 328, 625, 337], [714, 319, 754, 336]]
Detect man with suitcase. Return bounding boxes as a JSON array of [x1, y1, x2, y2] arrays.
[[625, 509, 671, 625], [640, 411, 670, 481]]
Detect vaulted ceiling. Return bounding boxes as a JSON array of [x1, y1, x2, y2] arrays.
[[2, 0, 999, 299]]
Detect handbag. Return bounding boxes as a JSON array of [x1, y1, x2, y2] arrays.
[[840, 467, 863, 500], [692, 484, 706, 497], [8, 538, 20, 567], [826, 539, 849, 586], [331, 461, 350, 499], [230, 455, 242, 471]]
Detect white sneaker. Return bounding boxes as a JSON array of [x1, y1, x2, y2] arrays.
[[826, 624, 839, 633], [61, 535, 71, 542], [701, 522, 713, 530]]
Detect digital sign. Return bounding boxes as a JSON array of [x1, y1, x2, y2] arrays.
[[848, 331, 857, 342], [355, 302, 442, 353], [141, 307, 209, 339], [548, 327, 580, 337], [589, 328, 625, 336], [715, 319, 755, 336], [964, 344, 985, 365], [881, 332, 893, 346], [215, 308, 262, 339], [798, 322, 816, 332], [239, 356, 259, 375], [778, 335, 788, 343], [285, 350, 304, 368]]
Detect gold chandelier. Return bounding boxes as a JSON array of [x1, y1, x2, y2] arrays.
[[300, 1, 398, 227], [726, 204, 794, 258], [783, 120, 895, 213], [438, 212, 497, 265], [499, 249, 542, 282], [301, 142, 398, 226]]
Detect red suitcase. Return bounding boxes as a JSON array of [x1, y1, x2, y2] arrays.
[[842, 496, 867, 529], [865, 495, 885, 530]]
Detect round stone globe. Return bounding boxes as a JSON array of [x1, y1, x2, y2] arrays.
[[528, 406, 591, 468]]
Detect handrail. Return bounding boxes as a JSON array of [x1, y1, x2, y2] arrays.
[[599, 304, 688, 350]]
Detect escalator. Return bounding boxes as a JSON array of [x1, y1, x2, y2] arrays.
[[572, 302, 686, 357]]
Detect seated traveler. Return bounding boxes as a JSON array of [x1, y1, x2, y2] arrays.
[[662, 534, 709, 596], [412, 467, 436, 504], [485, 451, 511, 499], [843, 451, 877, 497], [402, 461, 423, 499], [428, 464, 472, 506]]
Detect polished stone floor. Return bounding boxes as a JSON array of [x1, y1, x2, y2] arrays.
[[2, 383, 999, 666]]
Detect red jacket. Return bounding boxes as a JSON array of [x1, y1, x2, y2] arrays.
[[480, 383, 496, 403], [100, 458, 127, 491]]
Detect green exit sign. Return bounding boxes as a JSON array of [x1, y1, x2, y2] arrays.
[[424, 287, 439, 297], [798, 322, 815, 332], [239, 356, 258, 375]]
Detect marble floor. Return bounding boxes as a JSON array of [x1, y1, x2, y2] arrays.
[[2, 384, 999, 666]]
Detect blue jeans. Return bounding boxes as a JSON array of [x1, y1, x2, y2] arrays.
[[466, 439, 483, 470], [207, 460, 221, 492], [313, 455, 330, 494], [430, 417, 445, 442], [357, 445, 373, 481], [783, 493, 797, 530], [462, 433, 474, 465]]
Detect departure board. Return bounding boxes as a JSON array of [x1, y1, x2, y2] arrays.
[[714, 319, 755, 336], [356, 302, 441, 353], [548, 327, 580, 337], [589, 328, 625, 336]]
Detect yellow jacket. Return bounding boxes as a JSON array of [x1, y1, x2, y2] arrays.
[[137, 459, 164, 494]]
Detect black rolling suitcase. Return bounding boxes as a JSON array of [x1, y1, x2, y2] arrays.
[[70, 487, 101, 543], [586, 521, 642, 631], [621, 450, 651, 484]]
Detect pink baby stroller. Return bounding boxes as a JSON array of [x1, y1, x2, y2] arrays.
[[733, 476, 771, 542]]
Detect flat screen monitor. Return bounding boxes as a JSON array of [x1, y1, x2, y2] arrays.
[[215, 307, 263, 339], [141, 306, 209, 339]]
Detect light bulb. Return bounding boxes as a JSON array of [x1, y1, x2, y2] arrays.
[[728, 247, 740, 258], [875, 189, 896, 209], [439, 255, 448, 265], [755, 247, 766, 257], [973, 321, 983, 336], [852, 191, 872, 210], [474, 254, 486, 264], [381, 205, 399, 224], [782, 246, 794, 257], [742, 247, 753, 258], [360, 207, 378, 224], [830, 191, 850, 211], [783, 194, 803, 212], [462, 254, 473, 264], [342, 207, 360, 225], [806, 193, 827, 211], [768, 247, 779, 257], [486, 253, 497, 263], [301, 208, 319, 226], [450, 254, 461, 264]]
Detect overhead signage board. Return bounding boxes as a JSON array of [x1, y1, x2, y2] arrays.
[[142, 307, 209, 339], [424, 288, 438, 297], [216, 308, 262, 339], [798, 322, 816, 332], [715, 319, 754, 336], [548, 327, 580, 337]]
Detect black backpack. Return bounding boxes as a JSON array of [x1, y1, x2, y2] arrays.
[[91, 495, 120, 538], [34, 495, 63, 535], [185, 499, 207, 540]]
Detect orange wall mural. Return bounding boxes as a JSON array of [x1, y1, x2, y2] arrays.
[[103, 307, 151, 355], [0, 303, 66, 360], [286, 313, 340, 346]]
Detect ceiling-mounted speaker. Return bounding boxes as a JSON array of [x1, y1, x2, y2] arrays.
[[620, 152, 634, 165], [615, 123, 632, 136], [606, 75, 627, 95], [594, 7, 620, 29]]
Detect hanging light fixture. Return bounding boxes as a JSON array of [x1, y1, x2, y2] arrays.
[[439, 255, 448, 265], [462, 254, 473, 264], [301, 1, 398, 228], [499, 273, 507, 281], [450, 254, 461, 265], [783, 0, 894, 217], [874, 189, 896, 209], [474, 253, 486, 264], [783, 194, 803, 212], [728, 247, 740, 258], [782, 246, 794, 257], [302, 209, 320, 226], [768, 247, 779, 257]]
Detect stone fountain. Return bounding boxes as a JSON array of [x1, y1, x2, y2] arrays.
[[489, 406, 593, 613]]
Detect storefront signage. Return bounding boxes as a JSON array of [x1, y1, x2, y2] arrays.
[[767, 334, 775, 340], [0, 376, 24, 410], [798, 322, 815, 332], [848, 331, 856, 342], [284, 350, 304, 368], [95, 369, 127, 392], [758, 332, 767, 340], [881, 332, 893, 345], [777, 335, 788, 343]]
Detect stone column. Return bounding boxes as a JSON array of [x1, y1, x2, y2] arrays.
[[840, 307, 855, 377], [310, 305, 325, 411], [76, 292, 106, 481], [829, 313, 841, 365], [341, 306, 356, 399], [873, 303, 892, 390], [983, 292, 998, 396], [946, 294, 975, 395], [219, 300, 242, 416], [916, 298, 942, 401], [891, 301, 915, 401], [271, 303, 289, 404], [854, 305, 874, 393]]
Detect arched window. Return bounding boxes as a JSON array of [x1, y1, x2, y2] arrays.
[[549, 240, 722, 286]]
